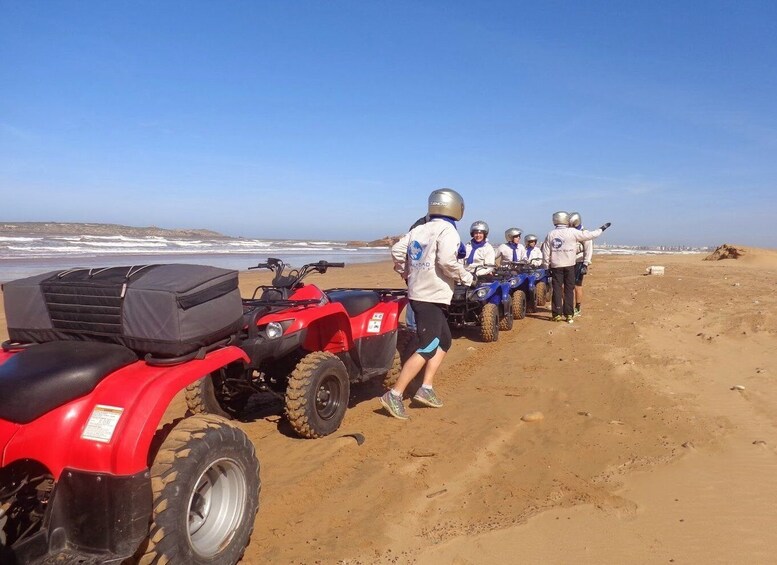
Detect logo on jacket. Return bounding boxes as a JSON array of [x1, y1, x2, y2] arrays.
[[409, 240, 424, 261], [552, 237, 563, 250]]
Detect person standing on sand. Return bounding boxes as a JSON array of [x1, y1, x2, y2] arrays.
[[568, 211, 592, 317], [403, 214, 430, 333], [383, 188, 473, 420], [541, 211, 610, 324]]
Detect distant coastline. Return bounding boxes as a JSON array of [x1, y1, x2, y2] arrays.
[[0, 222, 395, 282], [0, 222, 397, 248], [0, 221, 227, 239]]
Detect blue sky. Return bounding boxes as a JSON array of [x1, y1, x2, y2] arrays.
[[1, 1, 776, 247]]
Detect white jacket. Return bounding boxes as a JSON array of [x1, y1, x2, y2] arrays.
[[541, 225, 603, 268], [526, 245, 543, 266], [462, 240, 496, 274], [574, 227, 594, 265], [392, 218, 473, 304], [496, 243, 526, 264]]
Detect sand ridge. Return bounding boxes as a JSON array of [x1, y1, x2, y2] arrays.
[[1, 249, 776, 563]]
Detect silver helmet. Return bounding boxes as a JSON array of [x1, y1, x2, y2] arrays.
[[428, 188, 465, 221], [470, 220, 489, 237], [552, 211, 569, 226], [524, 233, 538, 245], [568, 211, 582, 228], [504, 227, 522, 242]]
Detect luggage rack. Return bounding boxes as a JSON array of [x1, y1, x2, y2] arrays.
[[325, 288, 408, 297], [1, 340, 37, 352], [242, 297, 322, 310], [1, 337, 239, 368], [144, 335, 239, 366]]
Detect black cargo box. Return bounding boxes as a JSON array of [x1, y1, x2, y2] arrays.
[[3, 264, 243, 357]]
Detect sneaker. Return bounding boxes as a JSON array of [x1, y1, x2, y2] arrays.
[[574, 307, 581, 317], [413, 387, 444, 408], [380, 391, 408, 420], [552, 314, 564, 322], [566, 315, 575, 324]]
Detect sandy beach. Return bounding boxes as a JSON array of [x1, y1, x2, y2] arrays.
[[2, 249, 777, 564]]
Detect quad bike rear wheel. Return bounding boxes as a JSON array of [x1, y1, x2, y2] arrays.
[[384, 325, 418, 389], [383, 350, 402, 390], [139, 414, 260, 565], [535, 281, 548, 307], [511, 290, 527, 320], [286, 351, 350, 438], [185, 371, 250, 420], [395, 324, 418, 364], [480, 303, 500, 342], [498, 297, 514, 331]]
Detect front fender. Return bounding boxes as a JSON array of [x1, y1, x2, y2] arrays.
[[509, 273, 527, 289], [3, 346, 249, 478], [482, 280, 501, 303], [499, 282, 512, 303], [302, 305, 355, 354]]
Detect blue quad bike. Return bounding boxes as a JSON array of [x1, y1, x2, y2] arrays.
[[501, 262, 552, 319], [446, 265, 514, 342]]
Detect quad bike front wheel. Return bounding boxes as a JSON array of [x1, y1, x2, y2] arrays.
[[384, 325, 418, 389], [383, 350, 402, 390], [511, 290, 527, 320], [140, 414, 260, 565], [535, 281, 548, 307], [286, 351, 350, 438], [543, 282, 552, 306], [480, 303, 500, 342], [498, 297, 514, 331], [185, 371, 250, 420]]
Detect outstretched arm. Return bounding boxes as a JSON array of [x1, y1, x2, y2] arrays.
[[573, 228, 603, 243]]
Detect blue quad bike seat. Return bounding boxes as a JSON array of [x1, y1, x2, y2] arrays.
[[0, 341, 138, 424]]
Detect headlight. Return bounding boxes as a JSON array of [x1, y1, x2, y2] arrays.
[[476, 288, 488, 299], [509, 279, 519, 288], [265, 322, 284, 339]]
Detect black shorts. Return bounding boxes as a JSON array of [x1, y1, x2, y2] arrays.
[[574, 262, 586, 286], [409, 300, 452, 359]]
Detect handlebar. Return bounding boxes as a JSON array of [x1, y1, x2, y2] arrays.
[[248, 257, 284, 270], [247, 257, 345, 289]]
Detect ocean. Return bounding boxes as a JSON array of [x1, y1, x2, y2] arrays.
[[0, 233, 707, 283], [0, 234, 390, 283]]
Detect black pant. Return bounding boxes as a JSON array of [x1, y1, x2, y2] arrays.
[[409, 300, 452, 359], [551, 265, 576, 317]]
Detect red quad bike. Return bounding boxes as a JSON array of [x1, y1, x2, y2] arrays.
[[185, 258, 408, 439], [0, 265, 261, 564]]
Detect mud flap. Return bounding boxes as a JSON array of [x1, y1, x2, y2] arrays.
[[11, 468, 151, 564]]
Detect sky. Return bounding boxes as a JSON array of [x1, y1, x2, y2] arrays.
[[1, 1, 776, 248]]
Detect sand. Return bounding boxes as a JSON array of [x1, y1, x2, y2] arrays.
[[2, 249, 777, 564]]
